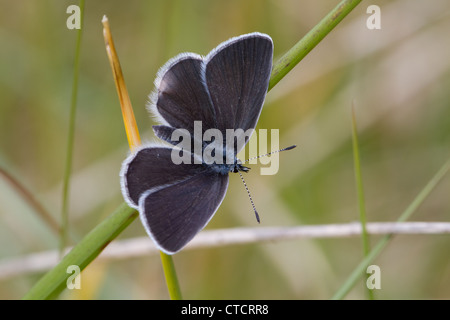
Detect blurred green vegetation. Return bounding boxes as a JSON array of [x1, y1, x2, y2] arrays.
[[0, 0, 449, 299]]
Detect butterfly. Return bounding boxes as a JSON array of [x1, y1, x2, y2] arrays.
[[120, 32, 274, 254]]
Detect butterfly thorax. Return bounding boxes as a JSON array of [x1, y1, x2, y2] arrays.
[[207, 159, 250, 175]]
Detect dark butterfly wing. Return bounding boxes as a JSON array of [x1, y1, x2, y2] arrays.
[[120, 145, 229, 254], [120, 146, 205, 207], [152, 125, 179, 146], [204, 33, 273, 152], [149, 54, 217, 135], [140, 170, 229, 254], [151, 33, 273, 155]]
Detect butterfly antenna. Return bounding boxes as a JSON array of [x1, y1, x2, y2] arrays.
[[244, 145, 297, 164], [238, 171, 260, 223]]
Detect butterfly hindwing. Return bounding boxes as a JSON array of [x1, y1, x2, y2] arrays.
[[140, 169, 229, 254], [121, 146, 205, 207]]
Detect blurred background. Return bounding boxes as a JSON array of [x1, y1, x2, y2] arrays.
[[0, 0, 449, 299]]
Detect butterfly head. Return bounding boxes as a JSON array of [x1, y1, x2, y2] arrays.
[[232, 159, 250, 173], [206, 156, 250, 175]]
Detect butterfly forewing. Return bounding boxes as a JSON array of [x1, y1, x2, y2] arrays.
[[204, 33, 273, 151], [151, 55, 216, 135]]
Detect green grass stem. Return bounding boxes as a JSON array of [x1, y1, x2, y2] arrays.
[[23, 203, 137, 300], [332, 158, 450, 300], [351, 106, 373, 299], [160, 252, 183, 300], [61, 0, 85, 256]]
